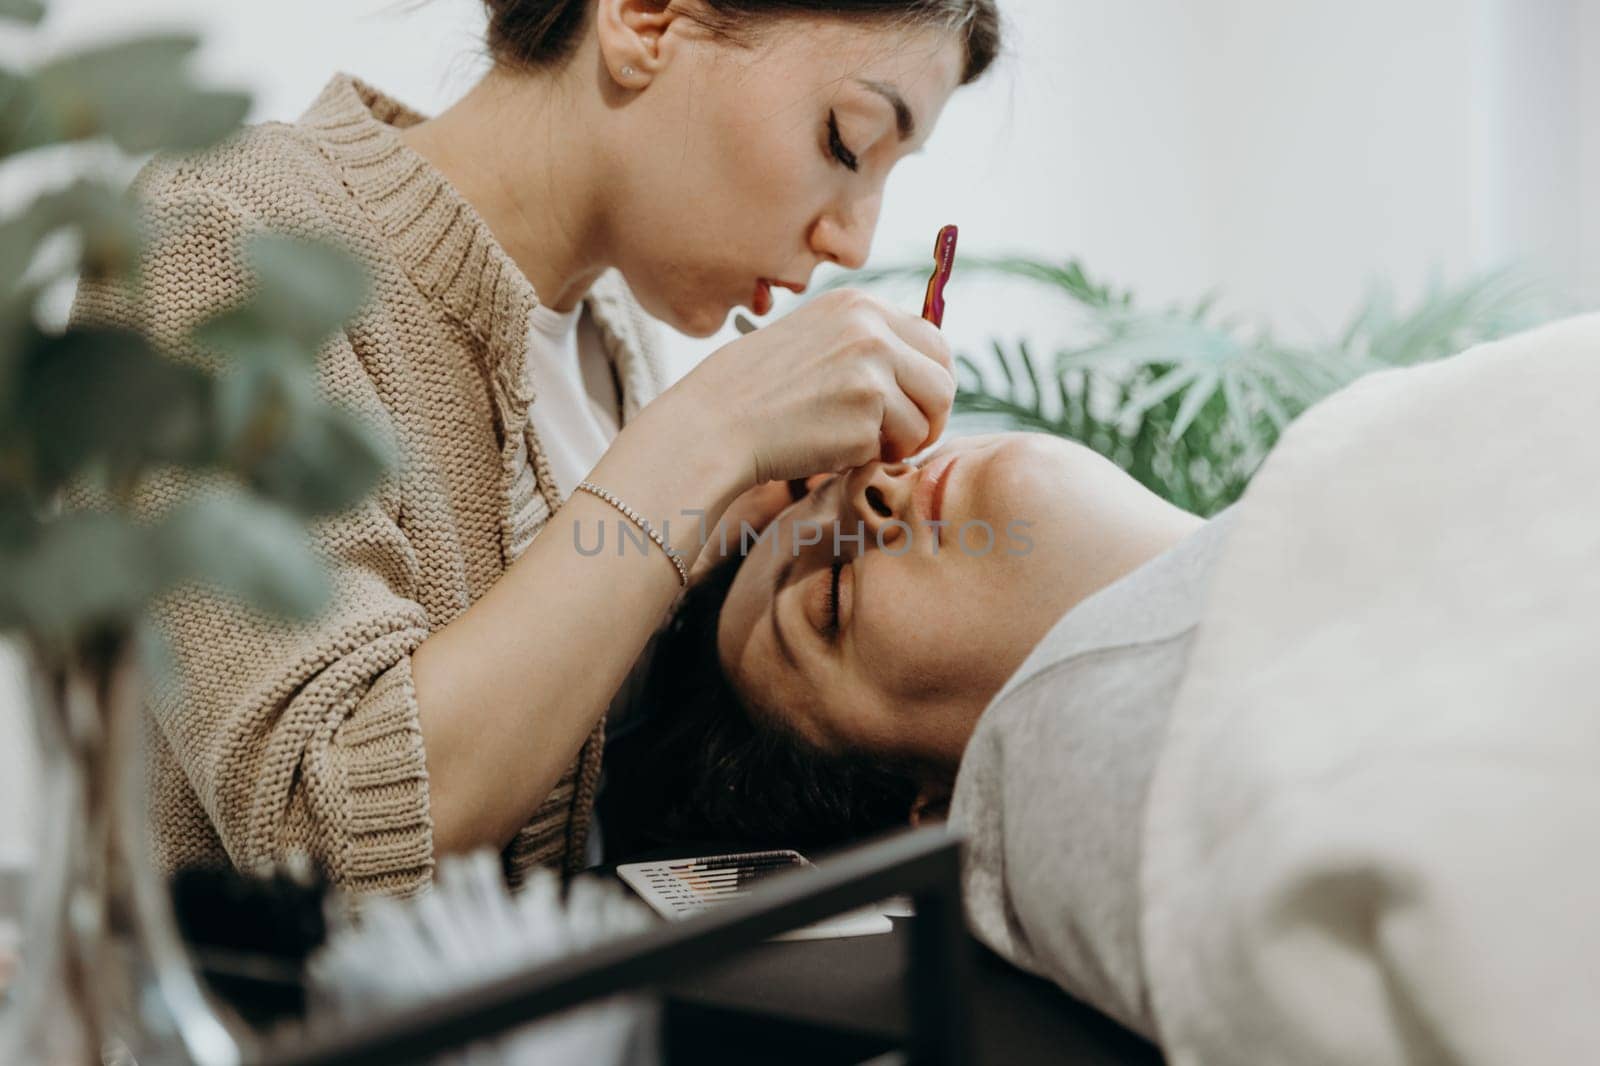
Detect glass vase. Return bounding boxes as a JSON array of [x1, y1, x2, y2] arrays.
[[0, 638, 243, 1066]]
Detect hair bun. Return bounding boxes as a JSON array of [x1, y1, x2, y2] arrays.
[[482, 0, 588, 70]]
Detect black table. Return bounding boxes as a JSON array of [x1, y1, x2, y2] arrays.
[[233, 827, 1165, 1066], [657, 917, 1163, 1065]]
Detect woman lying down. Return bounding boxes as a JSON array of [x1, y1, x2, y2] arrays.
[[605, 312, 1600, 1065]]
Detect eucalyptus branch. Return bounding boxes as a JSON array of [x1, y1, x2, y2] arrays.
[[0, 5, 388, 666]]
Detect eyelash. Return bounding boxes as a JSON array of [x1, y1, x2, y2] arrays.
[[821, 559, 844, 640], [826, 111, 859, 173]]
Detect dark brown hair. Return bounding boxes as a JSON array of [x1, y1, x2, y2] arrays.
[[482, 0, 1002, 84]]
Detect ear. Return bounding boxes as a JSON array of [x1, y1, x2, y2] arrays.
[[594, 0, 687, 89], [908, 781, 953, 827]]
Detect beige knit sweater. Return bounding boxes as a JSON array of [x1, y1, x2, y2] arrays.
[[70, 74, 670, 897]]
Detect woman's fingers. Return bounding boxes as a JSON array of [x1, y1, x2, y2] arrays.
[[877, 382, 932, 464], [878, 303, 955, 377], [689, 479, 793, 579], [803, 472, 836, 494], [672, 288, 959, 489], [889, 337, 960, 451], [849, 294, 955, 456], [827, 293, 954, 461]]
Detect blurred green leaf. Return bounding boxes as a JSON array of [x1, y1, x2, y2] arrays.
[[5, 35, 249, 155], [243, 401, 392, 517], [0, 510, 157, 642], [193, 236, 369, 363], [155, 489, 329, 620], [246, 234, 371, 344], [211, 355, 298, 455], [0, 69, 26, 144], [1168, 370, 1220, 442], [200, 329, 392, 517], [193, 310, 310, 369], [0, 9, 396, 661], [0, 494, 37, 633], [0, 0, 44, 27], [1121, 364, 1202, 421], [8, 326, 213, 493], [0, 179, 142, 294], [0, 297, 39, 412], [1339, 270, 1544, 368]]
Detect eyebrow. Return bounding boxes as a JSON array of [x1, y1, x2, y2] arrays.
[[854, 78, 915, 142], [771, 554, 800, 671]]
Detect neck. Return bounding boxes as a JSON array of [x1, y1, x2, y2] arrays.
[[400, 66, 612, 312]]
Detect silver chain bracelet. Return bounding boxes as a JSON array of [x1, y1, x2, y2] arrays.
[[574, 481, 689, 586]]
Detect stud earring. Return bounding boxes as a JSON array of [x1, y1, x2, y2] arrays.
[[622, 65, 635, 77]]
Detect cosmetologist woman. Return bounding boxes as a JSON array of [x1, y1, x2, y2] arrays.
[[72, 0, 1000, 895]]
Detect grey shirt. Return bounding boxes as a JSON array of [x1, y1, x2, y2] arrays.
[[948, 509, 1236, 1037]]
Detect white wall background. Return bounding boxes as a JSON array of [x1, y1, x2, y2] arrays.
[[1582, 0, 1600, 302], [3, 0, 1598, 857]]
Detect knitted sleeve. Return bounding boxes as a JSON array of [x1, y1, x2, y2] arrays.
[[71, 161, 436, 896]]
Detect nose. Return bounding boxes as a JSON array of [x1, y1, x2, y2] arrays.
[[839, 460, 918, 547], [810, 190, 883, 271]]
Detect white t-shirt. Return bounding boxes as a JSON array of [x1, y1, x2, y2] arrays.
[[524, 300, 621, 499], [522, 300, 623, 869]]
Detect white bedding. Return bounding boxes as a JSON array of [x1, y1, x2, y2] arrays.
[[953, 312, 1600, 1064]]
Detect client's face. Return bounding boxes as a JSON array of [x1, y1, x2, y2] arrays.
[[716, 432, 1190, 774]]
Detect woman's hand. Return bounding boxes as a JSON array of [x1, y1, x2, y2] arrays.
[[688, 478, 799, 580], [666, 288, 957, 488]]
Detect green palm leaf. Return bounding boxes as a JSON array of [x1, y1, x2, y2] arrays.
[[852, 252, 1555, 516]]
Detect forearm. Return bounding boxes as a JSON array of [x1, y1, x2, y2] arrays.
[[411, 400, 746, 857]]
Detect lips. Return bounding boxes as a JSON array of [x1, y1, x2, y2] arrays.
[[912, 452, 958, 539], [752, 278, 808, 316], [931, 457, 956, 525]]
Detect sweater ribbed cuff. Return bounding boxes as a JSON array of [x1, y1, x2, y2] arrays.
[[335, 656, 435, 895]]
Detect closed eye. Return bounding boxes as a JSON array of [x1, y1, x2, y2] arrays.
[[826, 110, 859, 173], [821, 558, 843, 639]]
